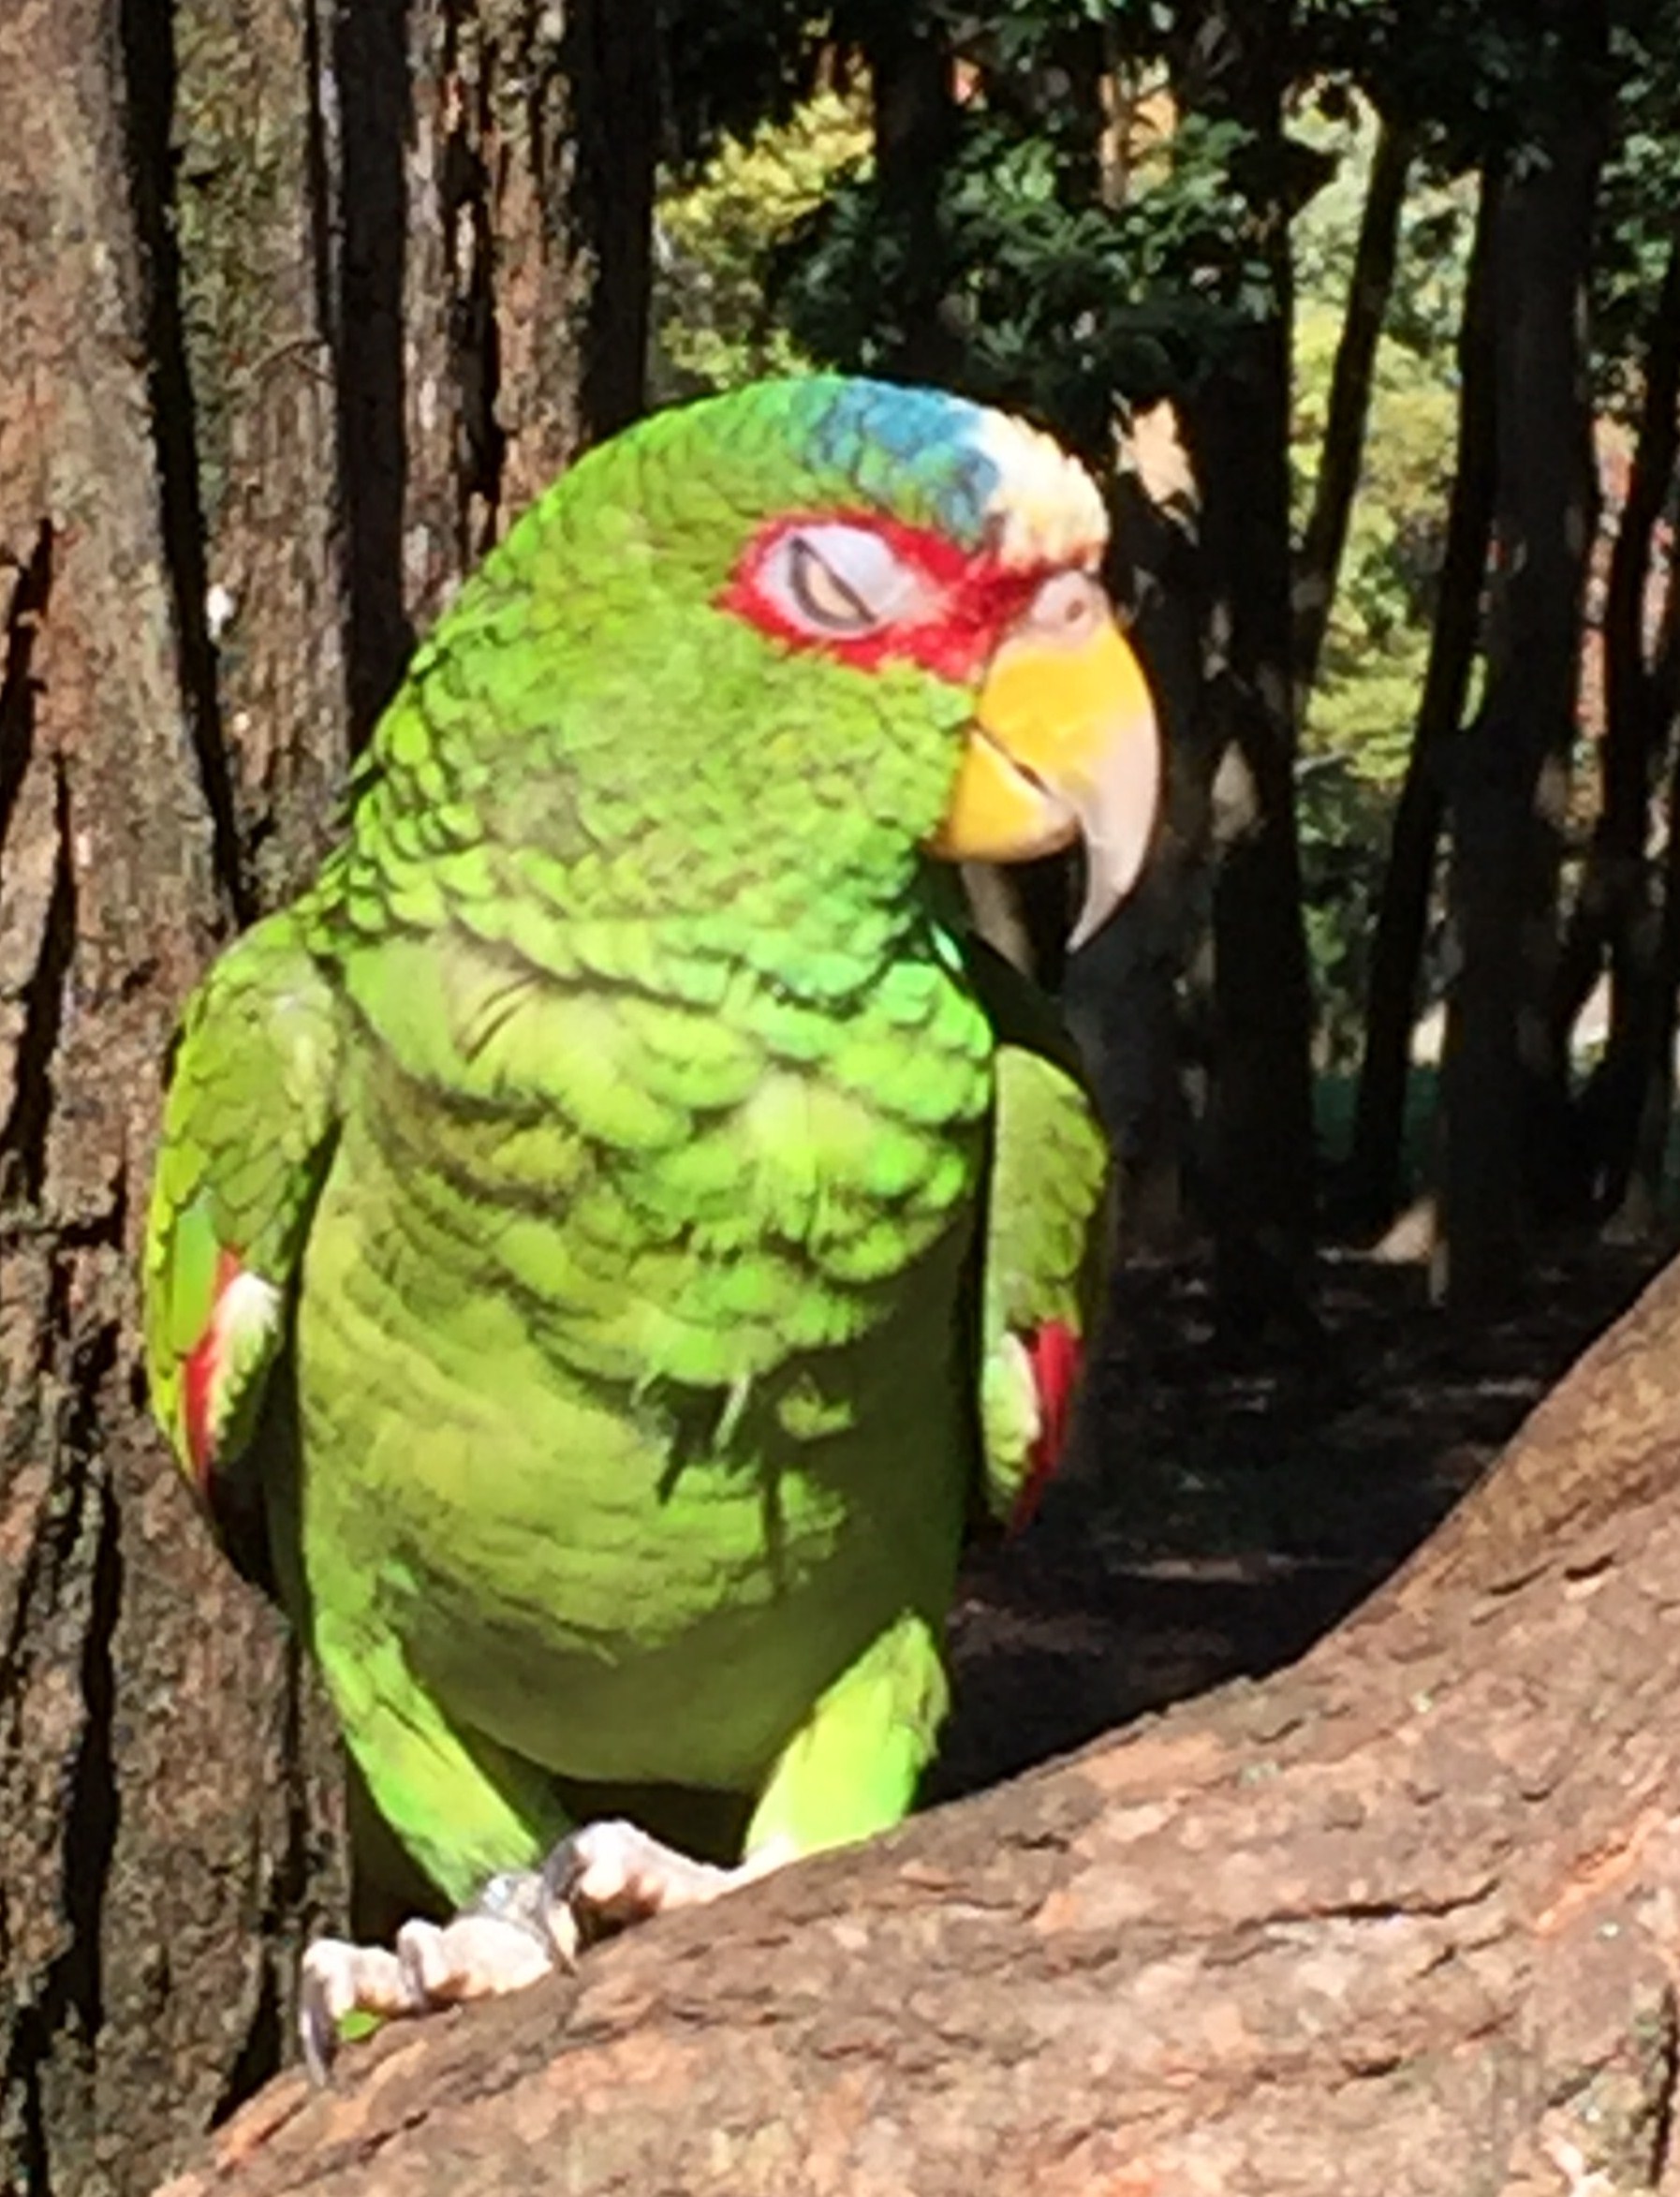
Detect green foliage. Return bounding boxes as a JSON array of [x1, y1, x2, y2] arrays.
[[651, 92, 870, 399], [1294, 301, 1460, 778], [1592, 12, 1680, 417], [653, 47, 1277, 451], [771, 103, 1272, 450]]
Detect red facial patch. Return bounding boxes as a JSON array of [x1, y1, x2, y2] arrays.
[[182, 1245, 244, 1495], [1009, 1318, 1083, 1536], [717, 509, 1048, 686]]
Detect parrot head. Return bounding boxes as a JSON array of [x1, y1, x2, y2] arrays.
[[384, 376, 1159, 952], [707, 379, 1159, 947]]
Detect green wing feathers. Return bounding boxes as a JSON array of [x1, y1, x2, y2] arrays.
[[143, 910, 342, 1511], [965, 939, 1110, 1526]]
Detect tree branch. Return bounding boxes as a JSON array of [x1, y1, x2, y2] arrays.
[[159, 1253, 1680, 2197]]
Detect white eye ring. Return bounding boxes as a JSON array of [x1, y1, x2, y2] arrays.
[[764, 523, 928, 638], [1024, 568, 1107, 641]]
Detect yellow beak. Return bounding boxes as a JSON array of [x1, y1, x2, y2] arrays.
[[927, 597, 1159, 948]]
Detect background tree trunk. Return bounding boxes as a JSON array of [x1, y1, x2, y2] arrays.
[[0, 5, 348, 2190], [1560, 236, 1680, 1216], [1172, 1, 1318, 1334], [1292, 113, 1414, 706], [155, 1242, 1680, 2197], [856, 5, 960, 386], [1344, 170, 1499, 1235], [0, 3, 657, 2190], [1437, 37, 1606, 1311]]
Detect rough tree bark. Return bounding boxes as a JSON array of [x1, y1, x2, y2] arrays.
[[0, 7, 347, 2193], [155, 1245, 1680, 2196], [0, 2, 656, 2190]]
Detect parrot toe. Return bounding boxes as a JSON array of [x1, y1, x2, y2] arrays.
[[395, 1908, 557, 2005], [296, 1874, 564, 2083], [540, 1818, 792, 1939], [298, 1936, 425, 2085]]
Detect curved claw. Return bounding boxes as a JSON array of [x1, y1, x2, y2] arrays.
[[297, 1938, 420, 2086], [538, 1817, 787, 1947], [537, 1833, 592, 1962], [298, 1961, 339, 2090]]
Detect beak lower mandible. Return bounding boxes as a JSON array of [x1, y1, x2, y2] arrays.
[[925, 585, 1160, 950]]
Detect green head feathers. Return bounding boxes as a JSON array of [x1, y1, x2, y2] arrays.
[[331, 376, 1150, 990]]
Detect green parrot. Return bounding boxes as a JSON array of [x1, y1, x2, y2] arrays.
[[142, 376, 1158, 2069]]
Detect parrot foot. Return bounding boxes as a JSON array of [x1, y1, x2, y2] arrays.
[[541, 1817, 794, 1939], [297, 1870, 563, 2085], [295, 1831, 792, 2082]]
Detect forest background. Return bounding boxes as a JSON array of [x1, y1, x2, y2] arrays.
[[7, 0, 1680, 2190]]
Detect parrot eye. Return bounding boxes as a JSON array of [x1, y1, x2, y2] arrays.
[[787, 538, 874, 631], [767, 524, 927, 638]]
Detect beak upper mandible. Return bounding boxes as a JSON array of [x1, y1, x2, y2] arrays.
[[926, 578, 1160, 948]]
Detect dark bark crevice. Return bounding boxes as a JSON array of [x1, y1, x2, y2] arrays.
[[0, 520, 53, 855], [439, 0, 507, 555], [116, 0, 252, 925], [56, 1450, 123, 2054], [332, 0, 416, 740], [0, 763, 77, 1205], [0, 1330, 121, 2197]]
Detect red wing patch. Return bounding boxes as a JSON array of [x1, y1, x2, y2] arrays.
[[1009, 1319, 1083, 1536], [182, 1246, 245, 1495]]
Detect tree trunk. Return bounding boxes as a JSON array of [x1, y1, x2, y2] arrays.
[[1064, 434, 1214, 1253], [860, 7, 960, 384], [1613, 576, 1680, 1233], [0, 6, 348, 2192], [1172, 3, 1318, 1334], [1437, 46, 1605, 1312], [0, 3, 657, 2190], [1292, 113, 1414, 706], [157, 1242, 1680, 2196], [1343, 170, 1498, 1234], [1560, 237, 1680, 1215]]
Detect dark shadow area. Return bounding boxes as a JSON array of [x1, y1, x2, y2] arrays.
[[934, 1237, 1671, 1801]]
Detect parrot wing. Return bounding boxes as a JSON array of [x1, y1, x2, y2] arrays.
[[964, 936, 1111, 1531], [143, 908, 342, 1556]]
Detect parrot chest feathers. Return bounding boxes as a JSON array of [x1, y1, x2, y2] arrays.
[[339, 921, 995, 1395]]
